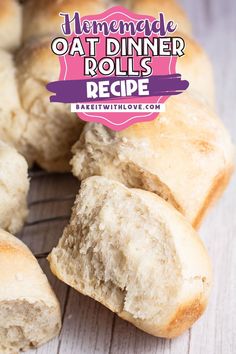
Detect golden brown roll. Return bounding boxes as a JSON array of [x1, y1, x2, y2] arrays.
[[0, 229, 61, 353]]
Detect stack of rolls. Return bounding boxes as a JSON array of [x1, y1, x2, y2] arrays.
[[0, 0, 234, 349], [49, 0, 234, 339], [0, 1, 28, 236]]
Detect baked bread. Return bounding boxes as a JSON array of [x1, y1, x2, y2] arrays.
[[0, 141, 29, 234], [71, 92, 234, 228], [16, 38, 84, 172], [0, 49, 31, 161], [129, 0, 192, 35], [49, 176, 212, 338], [0, 0, 22, 51], [176, 32, 215, 106], [23, 0, 109, 42], [0, 228, 61, 353], [128, 1, 214, 104], [129, 6, 214, 104]]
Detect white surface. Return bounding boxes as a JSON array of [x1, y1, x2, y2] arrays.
[[19, 0, 236, 353]]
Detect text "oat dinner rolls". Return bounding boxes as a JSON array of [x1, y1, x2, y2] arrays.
[[0, 229, 61, 353], [49, 176, 212, 338]]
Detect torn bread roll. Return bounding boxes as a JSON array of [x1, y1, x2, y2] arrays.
[[71, 93, 234, 228], [49, 176, 212, 338], [16, 38, 84, 172], [0, 49, 30, 161], [129, 0, 192, 35], [0, 0, 22, 51], [0, 229, 61, 353], [23, 0, 109, 42], [0, 141, 29, 234]]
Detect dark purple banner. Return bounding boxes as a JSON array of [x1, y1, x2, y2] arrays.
[[47, 74, 189, 103]]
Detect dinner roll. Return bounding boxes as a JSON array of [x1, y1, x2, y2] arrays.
[[71, 92, 234, 228], [128, 2, 214, 104], [129, 0, 192, 35], [23, 0, 109, 42], [176, 32, 215, 106], [0, 229, 61, 353], [49, 176, 212, 338], [0, 0, 22, 51], [16, 38, 84, 172], [0, 49, 30, 160], [0, 141, 29, 234]]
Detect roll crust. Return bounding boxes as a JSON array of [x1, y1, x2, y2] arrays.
[[0, 229, 61, 353]]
